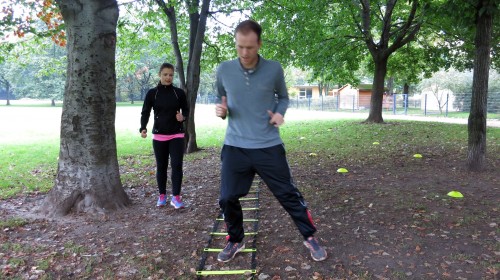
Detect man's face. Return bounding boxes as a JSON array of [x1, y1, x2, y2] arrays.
[[235, 31, 261, 69]]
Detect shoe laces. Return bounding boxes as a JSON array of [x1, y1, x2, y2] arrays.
[[173, 195, 182, 202], [159, 194, 166, 200], [224, 242, 238, 251], [307, 237, 320, 250]]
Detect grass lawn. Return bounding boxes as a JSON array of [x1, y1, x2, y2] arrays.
[[0, 103, 499, 198]]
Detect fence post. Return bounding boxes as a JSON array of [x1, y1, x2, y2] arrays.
[[337, 95, 340, 111], [296, 95, 299, 109], [424, 94, 427, 116], [321, 95, 324, 111], [352, 95, 355, 112]]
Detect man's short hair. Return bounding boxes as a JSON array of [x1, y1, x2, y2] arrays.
[[234, 19, 262, 41]]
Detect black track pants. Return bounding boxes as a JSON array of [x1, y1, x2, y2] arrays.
[[219, 144, 317, 243], [152, 137, 184, 196]]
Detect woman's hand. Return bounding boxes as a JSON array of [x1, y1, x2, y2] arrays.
[[176, 111, 185, 122]]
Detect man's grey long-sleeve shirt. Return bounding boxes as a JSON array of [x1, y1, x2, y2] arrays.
[[216, 56, 289, 149]]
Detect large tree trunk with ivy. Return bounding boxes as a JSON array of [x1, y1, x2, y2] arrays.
[[40, 0, 130, 217], [466, 1, 494, 171]]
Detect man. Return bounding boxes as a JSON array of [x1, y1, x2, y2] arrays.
[[215, 19, 327, 263]]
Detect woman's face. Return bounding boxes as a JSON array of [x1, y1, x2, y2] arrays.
[[159, 67, 174, 85]]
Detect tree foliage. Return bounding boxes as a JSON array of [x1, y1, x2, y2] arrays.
[[253, 0, 430, 123]]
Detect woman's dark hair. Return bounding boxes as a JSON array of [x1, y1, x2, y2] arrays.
[[159, 62, 175, 74], [234, 19, 262, 42]]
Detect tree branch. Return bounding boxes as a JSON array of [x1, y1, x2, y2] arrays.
[[154, 0, 186, 89]]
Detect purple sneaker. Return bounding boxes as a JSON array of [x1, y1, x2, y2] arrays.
[[303, 236, 327, 261], [217, 241, 245, 262], [170, 195, 185, 209], [156, 194, 167, 207]]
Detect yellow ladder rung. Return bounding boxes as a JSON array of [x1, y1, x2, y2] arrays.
[[210, 232, 257, 236], [196, 270, 256, 276], [216, 218, 258, 222], [203, 248, 256, 252], [242, 207, 259, 211], [239, 197, 258, 201]]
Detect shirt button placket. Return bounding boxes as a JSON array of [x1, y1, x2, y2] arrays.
[[245, 71, 250, 87]]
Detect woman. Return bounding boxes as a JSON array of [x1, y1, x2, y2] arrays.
[[140, 63, 189, 209]]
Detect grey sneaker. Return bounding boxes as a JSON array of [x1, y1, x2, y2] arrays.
[[217, 241, 245, 262], [303, 236, 327, 261]]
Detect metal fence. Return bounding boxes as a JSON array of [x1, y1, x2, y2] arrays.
[[289, 94, 500, 117], [196, 93, 500, 118]]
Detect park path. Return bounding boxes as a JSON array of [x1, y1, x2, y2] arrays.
[[0, 104, 498, 145], [280, 107, 500, 128]]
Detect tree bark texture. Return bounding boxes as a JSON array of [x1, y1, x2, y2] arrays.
[[466, 2, 493, 171], [184, 0, 211, 153], [366, 55, 388, 123], [40, 0, 130, 216]]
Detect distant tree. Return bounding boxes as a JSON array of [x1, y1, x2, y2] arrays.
[[253, 0, 428, 123], [135, 66, 153, 101], [0, 72, 13, 105]]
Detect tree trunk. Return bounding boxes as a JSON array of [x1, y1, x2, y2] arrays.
[[40, 0, 130, 217], [386, 76, 394, 94], [403, 83, 409, 95], [158, 0, 211, 153], [466, 2, 493, 171], [360, 0, 421, 123], [365, 56, 388, 123], [6, 81, 11, 106]]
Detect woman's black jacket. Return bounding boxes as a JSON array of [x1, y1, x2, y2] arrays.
[[140, 84, 189, 135]]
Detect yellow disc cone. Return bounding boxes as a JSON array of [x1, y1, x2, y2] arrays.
[[413, 154, 423, 158], [373, 141, 380, 145], [309, 153, 317, 157], [337, 168, 348, 173], [447, 191, 464, 198]]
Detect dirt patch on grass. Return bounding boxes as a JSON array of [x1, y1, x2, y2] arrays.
[[1, 147, 499, 279]]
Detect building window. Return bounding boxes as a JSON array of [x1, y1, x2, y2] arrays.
[[299, 88, 306, 99]]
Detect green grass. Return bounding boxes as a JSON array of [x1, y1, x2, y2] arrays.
[[1, 105, 499, 199], [0, 217, 28, 229], [281, 119, 499, 164], [0, 143, 59, 198]]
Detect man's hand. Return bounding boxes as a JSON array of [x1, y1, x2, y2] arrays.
[[267, 110, 284, 127], [140, 129, 147, 138], [215, 96, 228, 119]]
